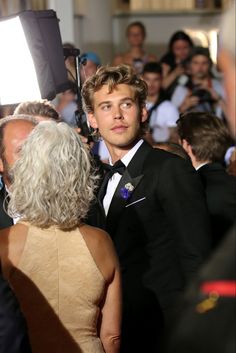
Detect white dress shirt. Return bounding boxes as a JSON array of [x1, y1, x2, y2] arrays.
[[5, 185, 20, 224], [103, 139, 144, 215]]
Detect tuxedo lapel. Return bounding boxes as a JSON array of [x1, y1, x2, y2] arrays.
[[106, 141, 152, 235]]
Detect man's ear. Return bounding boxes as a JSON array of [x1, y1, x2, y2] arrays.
[[182, 139, 192, 155], [141, 106, 148, 123], [0, 158, 3, 174], [88, 113, 98, 129]]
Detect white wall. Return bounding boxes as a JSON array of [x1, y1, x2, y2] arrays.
[[46, 1, 223, 65], [112, 12, 222, 60], [47, 0, 75, 43]]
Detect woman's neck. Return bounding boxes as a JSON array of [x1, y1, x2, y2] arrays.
[[129, 46, 145, 59]]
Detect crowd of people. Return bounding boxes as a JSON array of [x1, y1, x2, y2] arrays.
[[0, 3, 235, 353]]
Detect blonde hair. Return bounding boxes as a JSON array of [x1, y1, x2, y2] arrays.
[[82, 64, 148, 113], [8, 121, 98, 229]]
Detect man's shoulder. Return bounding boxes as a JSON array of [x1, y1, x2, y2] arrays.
[[145, 146, 185, 167], [198, 163, 236, 186]]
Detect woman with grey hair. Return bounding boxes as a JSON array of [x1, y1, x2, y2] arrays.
[[0, 121, 121, 353]]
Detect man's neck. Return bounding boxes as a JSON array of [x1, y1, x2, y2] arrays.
[[192, 76, 209, 85], [193, 159, 210, 170], [129, 47, 144, 58], [147, 94, 159, 104], [107, 139, 141, 164]]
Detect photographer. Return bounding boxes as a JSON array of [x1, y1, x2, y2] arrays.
[[171, 47, 226, 119], [160, 30, 194, 99]]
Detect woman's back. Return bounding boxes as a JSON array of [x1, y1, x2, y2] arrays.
[[4, 222, 106, 353]]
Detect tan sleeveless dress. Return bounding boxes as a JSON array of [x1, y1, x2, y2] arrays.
[[8, 223, 106, 353]]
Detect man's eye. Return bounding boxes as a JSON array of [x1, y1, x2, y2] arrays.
[[101, 104, 111, 111], [121, 102, 132, 109]]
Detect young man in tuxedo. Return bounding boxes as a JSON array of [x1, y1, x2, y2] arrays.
[[177, 111, 236, 248], [82, 64, 211, 353]]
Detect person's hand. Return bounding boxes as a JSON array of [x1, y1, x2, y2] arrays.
[[75, 127, 89, 144], [227, 148, 236, 177], [180, 92, 199, 112], [75, 127, 95, 150], [174, 65, 185, 78], [198, 82, 222, 102]]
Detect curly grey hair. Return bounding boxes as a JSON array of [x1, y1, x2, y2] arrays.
[[8, 121, 98, 229]]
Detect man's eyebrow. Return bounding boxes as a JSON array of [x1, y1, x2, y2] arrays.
[[120, 97, 135, 103], [97, 100, 111, 107], [97, 97, 135, 108]]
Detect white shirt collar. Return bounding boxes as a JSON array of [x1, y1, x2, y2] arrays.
[[195, 162, 209, 171], [109, 139, 144, 167]]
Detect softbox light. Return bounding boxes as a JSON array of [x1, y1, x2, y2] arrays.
[[0, 10, 68, 105]]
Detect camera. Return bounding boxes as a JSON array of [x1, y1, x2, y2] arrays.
[[179, 58, 190, 69], [191, 87, 214, 103]]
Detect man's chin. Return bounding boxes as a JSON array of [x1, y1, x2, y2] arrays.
[[195, 73, 208, 79]]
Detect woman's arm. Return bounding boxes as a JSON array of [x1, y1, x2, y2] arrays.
[[99, 262, 122, 353], [81, 225, 122, 353], [162, 63, 185, 90]]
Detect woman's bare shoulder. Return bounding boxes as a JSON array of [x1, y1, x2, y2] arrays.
[[0, 223, 29, 277], [80, 224, 119, 282], [80, 224, 115, 255]]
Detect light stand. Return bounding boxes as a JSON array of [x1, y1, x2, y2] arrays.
[[63, 47, 92, 139]]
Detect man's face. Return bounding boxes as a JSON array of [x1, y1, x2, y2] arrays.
[[88, 84, 147, 153], [0, 120, 35, 186], [143, 72, 162, 97], [190, 55, 210, 79]]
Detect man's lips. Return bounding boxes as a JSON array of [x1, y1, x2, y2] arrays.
[[111, 125, 128, 133]]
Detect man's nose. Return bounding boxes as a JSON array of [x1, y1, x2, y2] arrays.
[[113, 106, 123, 119]]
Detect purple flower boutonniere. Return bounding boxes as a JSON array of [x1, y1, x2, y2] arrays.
[[120, 182, 134, 200]]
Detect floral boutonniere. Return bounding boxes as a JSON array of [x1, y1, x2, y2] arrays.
[[120, 182, 134, 200]]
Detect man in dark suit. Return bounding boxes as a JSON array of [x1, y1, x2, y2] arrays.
[[0, 116, 37, 351], [0, 269, 32, 353], [82, 65, 211, 353], [165, 4, 236, 352], [177, 111, 236, 248]]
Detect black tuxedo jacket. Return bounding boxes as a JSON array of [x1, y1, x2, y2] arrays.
[[0, 184, 13, 230], [166, 225, 236, 353], [198, 163, 236, 248], [0, 269, 31, 353], [89, 141, 211, 352]]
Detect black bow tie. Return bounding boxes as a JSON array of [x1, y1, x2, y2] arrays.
[[98, 160, 126, 204], [103, 160, 126, 178]]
